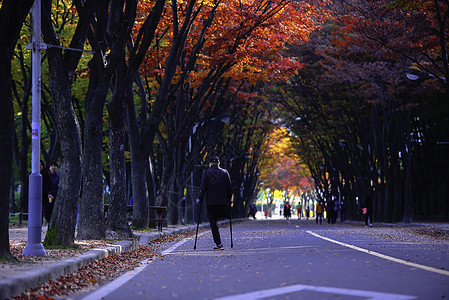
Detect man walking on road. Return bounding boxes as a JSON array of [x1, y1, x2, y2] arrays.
[[197, 155, 233, 250]]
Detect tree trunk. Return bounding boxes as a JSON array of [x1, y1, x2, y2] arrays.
[[77, 50, 111, 241], [159, 148, 176, 223], [0, 0, 35, 258], [106, 91, 132, 237], [78, 0, 140, 239], [0, 49, 14, 257], [41, 0, 91, 246], [78, 84, 108, 239], [125, 88, 150, 228], [16, 65, 31, 222], [402, 109, 413, 223], [130, 151, 150, 228], [43, 47, 83, 246]]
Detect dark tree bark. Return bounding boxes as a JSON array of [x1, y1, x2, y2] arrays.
[[0, 0, 35, 259], [78, 0, 139, 239], [159, 144, 176, 222], [41, 0, 93, 246], [106, 61, 132, 237], [11, 45, 32, 224], [111, 0, 166, 228], [78, 69, 109, 239], [107, 103, 132, 236]]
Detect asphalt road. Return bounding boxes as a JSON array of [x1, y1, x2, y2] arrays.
[[70, 219, 449, 300]]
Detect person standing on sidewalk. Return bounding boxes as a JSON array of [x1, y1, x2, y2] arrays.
[[45, 162, 60, 222], [197, 155, 233, 250]]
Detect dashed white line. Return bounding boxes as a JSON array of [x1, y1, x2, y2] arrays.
[[79, 258, 152, 300], [307, 230, 449, 276]]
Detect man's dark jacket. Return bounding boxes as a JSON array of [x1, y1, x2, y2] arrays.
[[198, 165, 232, 206]]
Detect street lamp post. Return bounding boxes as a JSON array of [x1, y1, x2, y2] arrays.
[[406, 65, 447, 83], [23, 0, 46, 256]]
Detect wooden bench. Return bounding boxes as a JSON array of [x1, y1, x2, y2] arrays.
[[104, 204, 133, 220], [103, 204, 167, 232], [149, 206, 167, 232]]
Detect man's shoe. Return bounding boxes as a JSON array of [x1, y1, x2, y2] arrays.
[[213, 244, 224, 251]]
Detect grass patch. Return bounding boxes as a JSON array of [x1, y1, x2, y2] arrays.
[[9, 214, 28, 226], [130, 225, 154, 231], [44, 243, 81, 250]]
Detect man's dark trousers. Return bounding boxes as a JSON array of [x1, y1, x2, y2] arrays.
[[207, 205, 229, 246]]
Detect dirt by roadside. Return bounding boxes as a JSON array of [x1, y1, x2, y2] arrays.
[[3, 223, 197, 299], [3, 224, 137, 278]]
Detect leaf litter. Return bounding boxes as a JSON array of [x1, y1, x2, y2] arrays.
[[9, 231, 194, 300]]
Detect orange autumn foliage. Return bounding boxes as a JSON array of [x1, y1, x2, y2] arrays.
[[332, 0, 448, 89], [135, 0, 331, 100], [259, 127, 313, 193]]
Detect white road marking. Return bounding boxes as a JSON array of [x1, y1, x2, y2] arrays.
[[161, 238, 190, 254], [80, 233, 205, 300], [214, 284, 416, 300], [79, 258, 153, 300], [165, 245, 313, 255], [307, 230, 449, 276]]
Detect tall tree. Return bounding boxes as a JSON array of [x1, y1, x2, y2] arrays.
[[41, 0, 94, 246], [0, 0, 36, 258], [108, 0, 166, 230], [78, 0, 139, 239], [134, 0, 328, 224]]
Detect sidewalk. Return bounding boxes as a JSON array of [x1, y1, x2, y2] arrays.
[[1, 223, 209, 299]]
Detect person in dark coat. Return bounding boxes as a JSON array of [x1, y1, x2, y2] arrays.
[[283, 202, 291, 219], [45, 162, 60, 222], [197, 156, 233, 250]]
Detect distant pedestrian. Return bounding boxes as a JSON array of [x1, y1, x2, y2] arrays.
[[45, 161, 60, 222], [283, 202, 291, 219], [327, 198, 334, 224], [306, 206, 310, 220], [364, 194, 373, 227], [197, 156, 233, 251], [297, 203, 302, 219], [315, 201, 324, 224], [264, 209, 268, 218], [340, 201, 346, 223], [332, 199, 340, 224], [248, 204, 257, 219]]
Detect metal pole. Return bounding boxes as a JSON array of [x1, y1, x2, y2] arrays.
[[193, 200, 203, 250], [229, 204, 233, 248], [23, 0, 46, 256]]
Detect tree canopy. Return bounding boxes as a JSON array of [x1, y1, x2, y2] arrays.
[[1, 0, 448, 259]]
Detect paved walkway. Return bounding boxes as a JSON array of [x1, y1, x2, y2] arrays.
[[2, 219, 448, 299]]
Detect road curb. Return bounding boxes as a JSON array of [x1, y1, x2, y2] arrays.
[[137, 224, 205, 245], [0, 240, 138, 299], [3, 220, 240, 299]]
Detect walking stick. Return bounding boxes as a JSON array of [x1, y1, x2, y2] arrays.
[[194, 200, 203, 250], [229, 204, 233, 248]]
